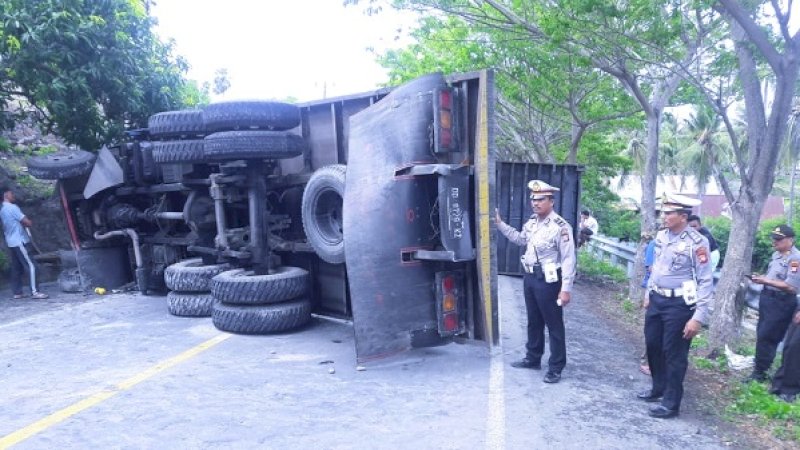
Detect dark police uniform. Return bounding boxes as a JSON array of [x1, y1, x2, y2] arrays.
[[645, 196, 712, 416], [497, 181, 576, 377], [752, 236, 800, 379]]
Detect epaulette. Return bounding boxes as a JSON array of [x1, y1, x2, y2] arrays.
[[683, 229, 704, 245], [554, 217, 567, 227]]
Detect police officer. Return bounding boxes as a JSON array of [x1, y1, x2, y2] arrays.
[[495, 180, 576, 383], [748, 225, 800, 382], [638, 193, 712, 418]]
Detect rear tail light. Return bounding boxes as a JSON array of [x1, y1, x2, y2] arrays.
[[435, 271, 465, 336], [432, 88, 459, 153]]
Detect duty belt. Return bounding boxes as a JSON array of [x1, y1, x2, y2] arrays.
[[651, 287, 683, 298], [521, 262, 561, 274]]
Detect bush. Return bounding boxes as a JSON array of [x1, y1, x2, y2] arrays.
[[600, 209, 641, 242], [577, 249, 628, 283], [704, 216, 731, 267]]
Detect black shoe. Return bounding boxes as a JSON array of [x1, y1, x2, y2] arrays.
[[746, 371, 769, 383], [510, 358, 541, 370], [648, 405, 679, 419], [636, 390, 663, 403], [543, 372, 561, 383]]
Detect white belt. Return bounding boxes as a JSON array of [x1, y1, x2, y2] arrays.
[[652, 287, 683, 298]]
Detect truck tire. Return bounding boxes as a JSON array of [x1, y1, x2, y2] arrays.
[[211, 298, 312, 334], [167, 291, 215, 317], [211, 266, 309, 305], [301, 164, 346, 264], [203, 130, 305, 161], [152, 140, 206, 164], [164, 258, 231, 292], [203, 101, 300, 132], [148, 109, 205, 139], [27, 150, 96, 180]]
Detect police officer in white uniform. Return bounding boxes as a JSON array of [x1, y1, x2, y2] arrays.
[[638, 193, 713, 418], [495, 180, 577, 383]]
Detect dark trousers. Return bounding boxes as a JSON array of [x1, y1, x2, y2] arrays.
[[772, 320, 800, 395], [7, 244, 38, 295], [645, 291, 694, 411], [754, 290, 797, 374], [522, 271, 565, 373]]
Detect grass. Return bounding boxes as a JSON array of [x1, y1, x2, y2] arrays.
[[577, 249, 628, 284], [729, 382, 800, 440]]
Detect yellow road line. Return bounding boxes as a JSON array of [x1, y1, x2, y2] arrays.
[[0, 333, 231, 449]]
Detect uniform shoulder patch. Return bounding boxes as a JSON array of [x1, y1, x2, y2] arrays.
[[560, 228, 571, 242], [791, 260, 800, 273], [696, 246, 709, 264]]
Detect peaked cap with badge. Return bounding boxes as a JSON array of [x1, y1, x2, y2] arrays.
[[657, 192, 701, 212], [527, 179, 560, 200], [770, 224, 796, 240]]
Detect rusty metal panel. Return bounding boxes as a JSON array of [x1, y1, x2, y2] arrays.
[[496, 162, 583, 275]]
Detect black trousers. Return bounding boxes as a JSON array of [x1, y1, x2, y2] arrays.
[[645, 291, 694, 411], [522, 271, 565, 373], [772, 319, 800, 395], [6, 244, 38, 295], [754, 289, 797, 375]]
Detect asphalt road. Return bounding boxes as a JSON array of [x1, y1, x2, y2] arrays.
[[0, 277, 744, 449]]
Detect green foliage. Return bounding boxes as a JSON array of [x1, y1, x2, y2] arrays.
[[0, 250, 7, 272], [0, 137, 10, 153], [0, 0, 198, 150], [577, 249, 628, 283], [730, 382, 800, 440], [704, 216, 731, 267], [600, 209, 641, 242]]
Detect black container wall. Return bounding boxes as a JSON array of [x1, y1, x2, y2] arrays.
[[496, 162, 584, 275]]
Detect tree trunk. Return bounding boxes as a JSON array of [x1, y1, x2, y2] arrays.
[[789, 157, 797, 224], [567, 121, 585, 164], [628, 111, 661, 303], [708, 198, 761, 350]]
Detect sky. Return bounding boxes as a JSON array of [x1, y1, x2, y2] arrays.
[[151, 0, 417, 102]]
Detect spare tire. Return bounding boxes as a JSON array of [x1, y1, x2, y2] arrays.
[[167, 291, 215, 317], [302, 165, 345, 264], [211, 298, 312, 334], [203, 130, 305, 161], [148, 109, 205, 139], [203, 101, 300, 132], [27, 150, 96, 180], [164, 258, 231, 292], [212, 266, 309, 305]]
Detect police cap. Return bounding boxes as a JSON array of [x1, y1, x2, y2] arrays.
[[770, 224, 795, 240], [658, 192, 701, 213], [527, 180, 560, 200]]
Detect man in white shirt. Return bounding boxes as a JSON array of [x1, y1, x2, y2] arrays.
[[1, 187, 48, 299], [578, 209, 599, 247]]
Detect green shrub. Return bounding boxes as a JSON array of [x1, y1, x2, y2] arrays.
[[704, 216, 731, 267], [577, 249, 628, 283], [0, 136, 11, 153], [601, 209, 641, 243]]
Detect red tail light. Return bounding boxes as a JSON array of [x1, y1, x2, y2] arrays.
[[435, 271, 465, 336], [433, 88, 459, 153]]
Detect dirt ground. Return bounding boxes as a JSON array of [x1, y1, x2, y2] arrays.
[[581, 276, 795, 449]]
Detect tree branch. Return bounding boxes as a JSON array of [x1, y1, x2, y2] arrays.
[[715, 0, 782, 72]]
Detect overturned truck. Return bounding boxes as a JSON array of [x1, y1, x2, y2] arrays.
[[28, 71, 576, 362]]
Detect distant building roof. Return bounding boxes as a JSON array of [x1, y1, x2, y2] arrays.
[[691, 194, 785, 221]]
